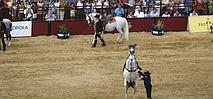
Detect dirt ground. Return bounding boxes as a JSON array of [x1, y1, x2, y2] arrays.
[[0, 32, 213, 99]]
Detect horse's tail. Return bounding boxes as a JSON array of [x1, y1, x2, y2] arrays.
[[123, 18, 129, 40]]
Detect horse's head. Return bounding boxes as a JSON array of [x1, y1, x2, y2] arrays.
[[85, 13, 101, 26], [128, 44, 136, 55], [124, 44, 138, 73], [85, 13, 93, 25]]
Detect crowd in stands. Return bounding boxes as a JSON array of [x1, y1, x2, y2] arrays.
[[2, 0, 212, 21]]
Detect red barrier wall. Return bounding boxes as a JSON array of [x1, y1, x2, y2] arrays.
[[32, 17, 188, 37], [128, 17, 188, 32], [32, 22, 49, 37]]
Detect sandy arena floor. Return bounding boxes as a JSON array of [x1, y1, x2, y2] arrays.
[[0, 32, 213, 99]]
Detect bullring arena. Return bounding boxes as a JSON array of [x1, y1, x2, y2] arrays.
[[0, 31, 213, 99]]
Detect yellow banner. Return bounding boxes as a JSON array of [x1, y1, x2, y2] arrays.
[[188, 15, 213, 33]]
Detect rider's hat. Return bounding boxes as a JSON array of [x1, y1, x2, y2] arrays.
[[144, 71, 151, 75]]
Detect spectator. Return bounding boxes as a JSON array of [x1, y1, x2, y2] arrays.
[[135, 0, 142, 6], [150, 8, 159, 17], [18, 1, 25, 20], [114, 3, 125, 17], [45, 10, 56, 21], [0, 0, 4, 13], [162, 10, 171, 17], [70, 3, 76, 19], [31, 2, 38, 21], [134, 6, 145, 18], [193, 0, 204, 15], [190, 10, 198, 16], [183, 0, 192, 15], [162, 0, 170, 5], [109, 0, 118, 14], [54, 0, 60, 20], [48, 0, 56, 14], [128, 0, 136, 6], [43, 0, 49, 15], [142, 0, 150, 6], [11, 2, 18, 20], [94, 0, 102, 13], [144, 7, 150, 17], [173, 10, 182, 17], [23, 5, 34, 21], [103, 0, 109, 8], [77, 0, 83, 9], [59, 0, 66, 20], [127, 11, 134, 18], [67, 0, 78, 5], [37, 0, 44, 21], [85, 0, 92, 14]]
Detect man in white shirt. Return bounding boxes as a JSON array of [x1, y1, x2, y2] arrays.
[[133, 6, 145, 18], [190, 10, 199, 16], [24, 5, 34, 21], [150, 8, 159, 17], [162, 11, 171, 17]]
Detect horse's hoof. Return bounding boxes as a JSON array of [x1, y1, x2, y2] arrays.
[[117, 41, 121, 44], [7, 42, 11, 47]]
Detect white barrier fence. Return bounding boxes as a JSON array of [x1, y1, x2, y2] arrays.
[[11, 21, 32, 37]]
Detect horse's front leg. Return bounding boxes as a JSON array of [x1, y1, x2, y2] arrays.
[[124, 80, 129, 99], [116, 28, 124, 43], [133, 86, 137, 99], [6, 31, 12, 47], [124, 86, 128, 99]]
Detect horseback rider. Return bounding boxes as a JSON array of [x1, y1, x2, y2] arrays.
[[92, 14, 105, 47]]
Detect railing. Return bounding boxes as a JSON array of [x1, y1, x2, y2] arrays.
[[8, 2, 210, 22]]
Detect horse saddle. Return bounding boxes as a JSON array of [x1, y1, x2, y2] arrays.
[[108, 18, 116, 23]]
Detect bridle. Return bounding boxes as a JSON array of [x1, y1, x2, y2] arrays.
[[125, 46, 138, 72]]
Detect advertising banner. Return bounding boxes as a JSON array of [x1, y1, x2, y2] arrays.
[[11, 21, 32, 37], [188, 15, 213, 33]]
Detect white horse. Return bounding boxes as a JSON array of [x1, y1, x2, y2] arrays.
[[85, 13, 129, 43], [123, 44, 141, 99]]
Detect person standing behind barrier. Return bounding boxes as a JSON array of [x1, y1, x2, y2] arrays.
[[3, 18, 12, 47], [92, 14, 105, 48], [45, 10, 56, 21], [114, 3, 125, 17], [190, 10, 198, 16], [134, 6, 145, 18], [24, 5, 34, 21], [59, 0, 66, 20]]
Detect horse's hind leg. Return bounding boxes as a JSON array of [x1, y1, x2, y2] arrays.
[[116, 28, 124, 43], [0, 33, 6, 51], [124, 86, 128, 99], [1, 37, 6, 51], [133, 86, 137, 99]]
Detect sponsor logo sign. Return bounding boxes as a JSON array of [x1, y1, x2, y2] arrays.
[[11, 21, 32, 37], [188, 16, 213, 33]]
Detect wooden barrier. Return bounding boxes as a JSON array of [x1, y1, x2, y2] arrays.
[[32, 17, 188, 37]]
